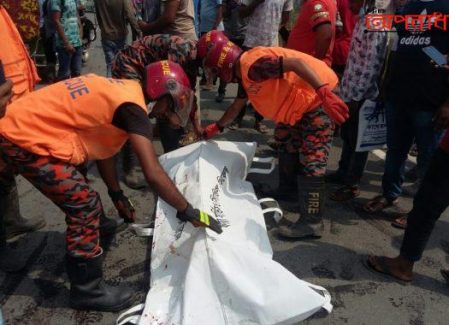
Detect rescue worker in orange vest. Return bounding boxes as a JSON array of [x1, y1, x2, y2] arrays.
[[112, 34, 202, 189], [198, 31, 349, 240], [0, 61, 217, 312], [0, 4, 46, 272]]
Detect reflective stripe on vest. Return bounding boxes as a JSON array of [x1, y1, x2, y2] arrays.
[[0, 74, 147, 165], [240, 47, 338, 126]]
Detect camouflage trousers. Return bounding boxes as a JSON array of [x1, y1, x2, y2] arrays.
[[274, 106, 334, 177], [0, 136, 102, 258]]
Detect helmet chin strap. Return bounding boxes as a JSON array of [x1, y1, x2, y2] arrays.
[[147, 101, 156, 112]]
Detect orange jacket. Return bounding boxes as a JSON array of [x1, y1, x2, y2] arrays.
[[0, 74, 147, 165], [240, 47, 338, 125], [0, 5, 40, 102]]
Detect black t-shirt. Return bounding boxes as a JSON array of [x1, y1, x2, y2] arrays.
[[112, 104, 153, 139], [387, 0, 449, 111]]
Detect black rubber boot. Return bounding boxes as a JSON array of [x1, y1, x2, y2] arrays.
[[99, 213, 127, 238], [2, 178, 46, 240], [122, 141, 146, 189], [0, 196, 28, 272], [278, 176, 325, 239], [66, 249, 134, 312], [262, 149, 299, 202]]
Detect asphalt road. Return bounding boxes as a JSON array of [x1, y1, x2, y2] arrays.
[[1, 31, 448, 325]]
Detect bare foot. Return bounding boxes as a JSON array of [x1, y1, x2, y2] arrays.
[[365, 255, 414, 283]]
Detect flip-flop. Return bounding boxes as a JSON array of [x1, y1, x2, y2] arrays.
[[362, 255, 412, 285], [391, 215, 408, 230], [330, 185, 360, 202], [363, 195, 398, 213]]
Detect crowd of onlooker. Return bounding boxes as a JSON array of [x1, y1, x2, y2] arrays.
[[1, 0, 449, 288]]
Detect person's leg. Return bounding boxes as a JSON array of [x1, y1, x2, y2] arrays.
[[400, 149, 449, 261], [41, 28, 57, 82], [401, 111, 441, 197], [300, 107, 334, 178], [365, 149, 449, 282], [56, 47, 71, 81], [0, 174, 46, 239], [70, 46, 83, 78], [330, 101, 368, 200], [216, 78, 227, 102], [327, 101, 356, 183], [43, 35, 57, 66], [0, 137, 133, 311], [0, 169, 45, 272], [228, 103, 247, 129], [381, 102, 414, 200], [413, 111, 442, 180], [253, 107, 267, 133], [343, 101, 369, 186], [278, 107, 334, 239], [263, 123, 299, 201], [101, 39, 125, 78]]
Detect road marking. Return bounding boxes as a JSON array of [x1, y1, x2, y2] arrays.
[[372, 149, 417, 165]]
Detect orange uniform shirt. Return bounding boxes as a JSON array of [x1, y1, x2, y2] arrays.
[[0, 6, 40, 102], [240, 47, 338, 125], [287, 0, 337, 67], [0, 74, 147, 165]]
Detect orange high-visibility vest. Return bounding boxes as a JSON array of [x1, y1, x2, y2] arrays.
[[0, 74, 147, 165], [0, 6, 40, 102], [240, 47, 338, 126]]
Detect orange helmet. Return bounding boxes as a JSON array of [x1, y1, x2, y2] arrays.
[[145, 60, 193, 127]]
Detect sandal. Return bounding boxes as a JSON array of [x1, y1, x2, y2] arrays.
[[330, 185, 360, 202], [391, 214, 408, 229], [363, 255, 412, 285], [254, 121, 268, 134], [363, 195, 398, 213]]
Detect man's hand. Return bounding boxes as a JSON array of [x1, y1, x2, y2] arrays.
[[434, 104, 449, 130], [64, 42, 76, 53], [177, 204, 223, 234], [138, 20, 149, 30], [0, 80, 12, 118], [108, 189, 136, 223], [316, 84, 349, 124], [432, 54, 449, 70]]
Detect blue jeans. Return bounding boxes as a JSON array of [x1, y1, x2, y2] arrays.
[[56, 46, 82, 81], [102, 39, 126, 77], [382, 101, 442, 200]]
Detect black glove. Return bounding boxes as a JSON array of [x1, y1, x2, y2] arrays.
[[108, 189, 136, 223], [177, 204, 223, 234]]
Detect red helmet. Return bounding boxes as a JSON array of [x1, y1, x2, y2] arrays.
[[145, 60, 193, 127], [204, 39, 242, 83], [197, 30, 229, 58]]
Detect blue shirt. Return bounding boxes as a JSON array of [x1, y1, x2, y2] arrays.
[[199, 0, 223, 33], [50, 0, 82, 48]]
